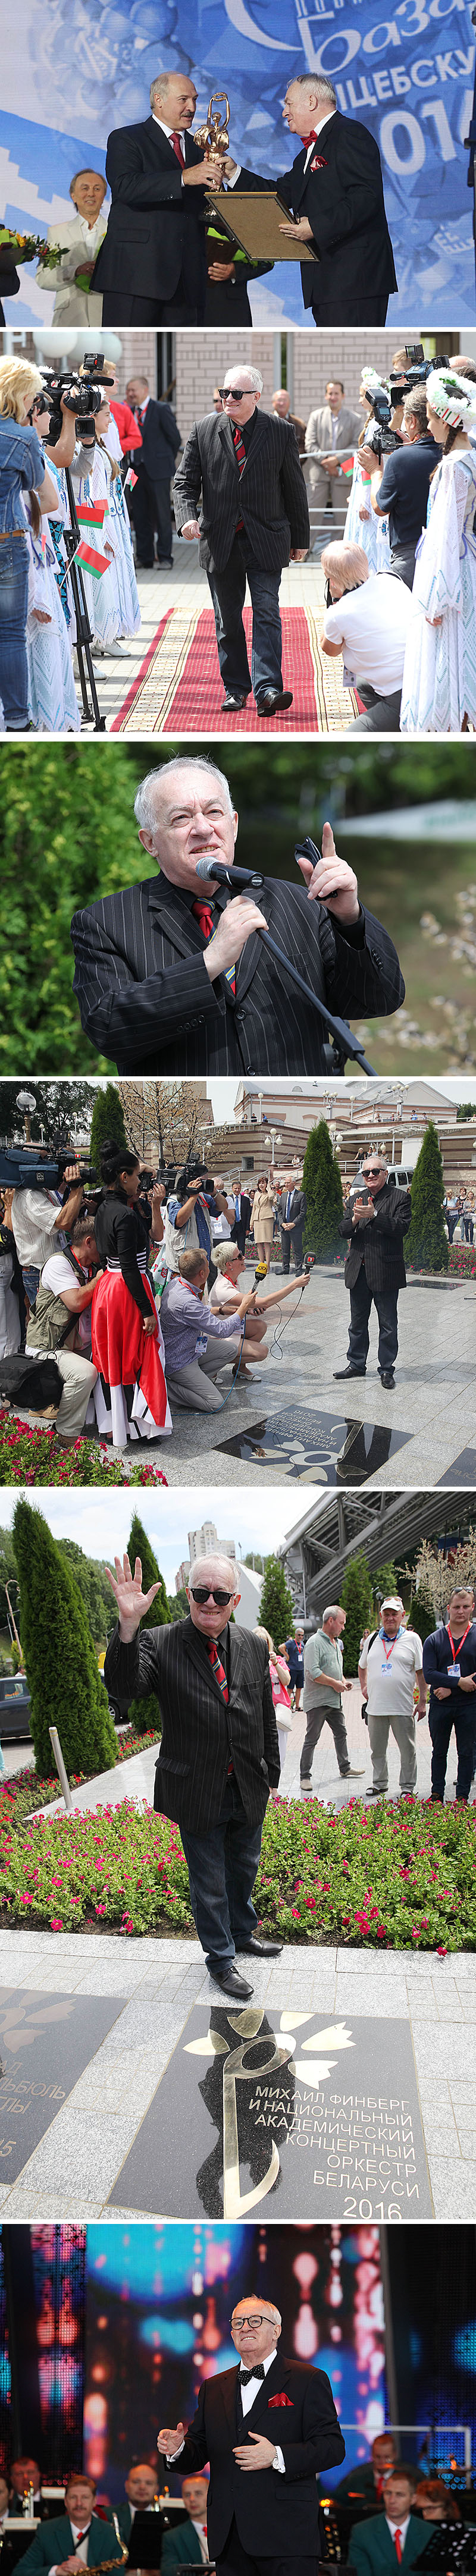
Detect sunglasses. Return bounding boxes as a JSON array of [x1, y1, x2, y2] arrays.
[[362, 1168, 382, 1177], [191, 1586, 233, 1606], [218, 388, 248, 401]]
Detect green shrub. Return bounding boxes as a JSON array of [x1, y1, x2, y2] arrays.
[[303, 1120, 344, 1261], [405, 1122, 449, 1271], [12, 1499, 118, 1779]]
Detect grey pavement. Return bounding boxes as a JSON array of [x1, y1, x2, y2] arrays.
[[0, 1924, 474, 2222], [112, 1262, 476, 1488]]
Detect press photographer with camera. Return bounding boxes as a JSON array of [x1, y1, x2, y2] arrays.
[[320, 538, 411, 733], [2, 1153, 88, 1311], [163, 1163, 229, 1278], [0, 354, 60, 730], [368, 383, 440, 588], [24, 1211, 101, 1438], [160, 1246, 256, 1411]]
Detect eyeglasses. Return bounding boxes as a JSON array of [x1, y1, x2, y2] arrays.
[[231, 2315, 273, 2330], [218, 388, 248, 401], [191, 1586, 233, 1606]]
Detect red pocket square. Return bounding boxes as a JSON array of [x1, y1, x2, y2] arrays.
[[268, 2393, 293, 2408], [311, 153, 327, 170]]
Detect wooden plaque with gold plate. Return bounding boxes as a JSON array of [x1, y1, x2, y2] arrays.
[[205, 188, 319, 262]]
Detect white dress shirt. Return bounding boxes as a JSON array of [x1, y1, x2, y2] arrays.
[[167, 2351, 286, 2475], [50, 2518, 92, 2574], [385, 2517, 411, 2552], [303, 108, 336, 172]]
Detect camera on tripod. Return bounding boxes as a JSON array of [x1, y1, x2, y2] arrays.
[[32, 351, 111, 447], [388, 341, 450, 404]]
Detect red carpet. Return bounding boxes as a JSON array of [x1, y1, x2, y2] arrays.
[[162, 605, 320, 733]]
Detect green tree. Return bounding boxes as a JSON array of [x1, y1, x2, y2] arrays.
[[340, 1550, 374, 1677], [58, 1541, 114, 1648], [0, 1081, 92, 1146], [12, 1499, 117, 1779], [166, 1587, 189, 1623], [372, 1560, 398, 1609], [407, 1588, 435, 1645], [90, 1083, 128, 1177], [258, 1556, 295, 1651], [405, 1121, 449, 1272], [302, 1120, 343, 1261], [244, 1553, 265, 1573], [456, 1103, 476, 1120], [126, 1513, 168, 1736]]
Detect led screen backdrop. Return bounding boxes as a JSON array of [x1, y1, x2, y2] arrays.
[[83, 2222, 387, 2506], [1, 0, 474, 329]]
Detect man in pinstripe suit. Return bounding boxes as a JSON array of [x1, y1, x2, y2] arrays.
[[173, 364, 309, 714], [104, 1547, 282, 2000], [71, 754, 405, 1079]]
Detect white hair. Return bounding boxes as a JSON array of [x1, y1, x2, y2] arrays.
[[321, 539, 369, 590], [322, 1604, 343, 1624], [134, 756, 234, 832], [149, 71, 181, 107], [288, 73, 336, 106], [232, 2298, 281, 2328], [224, 365, 263, 395], [190, 1554, 237, 1589]]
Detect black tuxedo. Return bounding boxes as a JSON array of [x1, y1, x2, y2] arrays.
[[174, 406, 309, 703], [130, 395, 181, 567], [71, 872, 405, 1079], [177, 2353, 345, 2558], [339, 1180, 411, 1378], [91, 117, 208, 322], [276, 1185, 306, 1270], [245, 111, 397, 325], [230, 1193, 252, 1254], [104, 1616, 280, 1832], [174, 411, 309, 574]]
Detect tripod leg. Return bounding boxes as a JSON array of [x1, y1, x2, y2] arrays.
[[69, 558, 107, 731]]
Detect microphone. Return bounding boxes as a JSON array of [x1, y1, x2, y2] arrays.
[[195, 857, 264, 890]]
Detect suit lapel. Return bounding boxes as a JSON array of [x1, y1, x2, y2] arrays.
[[221, 2365, 240, 2440], [146, 877, 206, 959], [243, 2353, 291, 2427]]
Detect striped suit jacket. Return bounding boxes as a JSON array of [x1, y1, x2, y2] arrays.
[[339, 1180, 411, 1289], [104, 1615, 280, 1830], [173, 409, 309, 571], [71, 872, 405, 1078]]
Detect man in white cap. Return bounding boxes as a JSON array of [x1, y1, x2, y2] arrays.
[[359, 1599, 425, 1799]]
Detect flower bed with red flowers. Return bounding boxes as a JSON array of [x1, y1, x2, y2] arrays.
[[0, 1726, 160, 1831], [447, 1243, 476, 1280], [1, 1789, 474, 1945], [0, 1412, 167, 1487]]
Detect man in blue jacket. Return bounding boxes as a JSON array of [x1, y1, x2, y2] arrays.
[[422, 1585, 476, 1803]]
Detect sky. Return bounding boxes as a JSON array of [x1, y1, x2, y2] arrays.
[[0, 1489, 295, 1589]]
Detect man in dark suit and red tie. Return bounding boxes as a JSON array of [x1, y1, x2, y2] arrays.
[[91, 70, 227, 325], [156, 2291, 345, 2576], [173, 366, 309, 715], [104, 1548, 282, 2001], [227, 73, 397, 329]]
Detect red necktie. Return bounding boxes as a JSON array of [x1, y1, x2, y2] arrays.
[[192, 899, 215, 940], [192, 899, 236, 997], [207, 1638, 234, 1772], [170, 130, 185, 165], [233, 420, 246, 533], [394, 2536, 402, 2565]]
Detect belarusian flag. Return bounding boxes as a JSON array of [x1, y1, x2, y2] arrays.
[[339, 454, 356, 478], [76, 499, 108, 528], [71, 536, 109, 578]]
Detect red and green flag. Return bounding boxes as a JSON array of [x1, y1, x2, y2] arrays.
[[339, 453, 356, 479], [76, 498, 108, 529], [70, 537, 109, 579]]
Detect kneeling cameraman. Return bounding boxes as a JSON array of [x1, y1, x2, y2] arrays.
[[320, 538, 411, 732], [25, 1212, 101, 1438]]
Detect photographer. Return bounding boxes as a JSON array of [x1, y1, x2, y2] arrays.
[[369, 383, 440, 586], [160, 1246, 256, 1411], [25, 1212, 100, 1438], [320, 537, 411, 732], [2, 1158, 86, 1310], [163, 1165, 228, 1277], [0, 355, 60, 730], [0, 1198, 25, 1356]]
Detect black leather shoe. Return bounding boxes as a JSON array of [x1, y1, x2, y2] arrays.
[[239, 1936, 283, 1956], [333, 1365, 367, 1380], [210, 1965, 253, 1998], [256, 689, 293, 717], [221, 690, 247, 711], [380, 1369, 395, 1388]]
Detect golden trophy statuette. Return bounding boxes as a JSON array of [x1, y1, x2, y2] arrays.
[[195, 90, 230, 158]]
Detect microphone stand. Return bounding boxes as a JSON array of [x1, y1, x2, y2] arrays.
[[203, 857, 377, 1076]]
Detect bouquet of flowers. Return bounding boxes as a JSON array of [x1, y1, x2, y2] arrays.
[[0, 225, 58, 269]]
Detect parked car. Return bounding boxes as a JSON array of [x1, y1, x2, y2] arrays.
[[0, 1672, 32, 1741]]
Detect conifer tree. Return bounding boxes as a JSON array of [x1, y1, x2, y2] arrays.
[[124, 1513, 168, 1736], [405, 1122, 449, 1272], [303, 1120, 343, 1260], [259, 1556, 295, 1651], [12, 1499, 117, 1777]]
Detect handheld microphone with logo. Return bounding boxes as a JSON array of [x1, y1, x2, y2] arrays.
[[195, 857, 264, 890]]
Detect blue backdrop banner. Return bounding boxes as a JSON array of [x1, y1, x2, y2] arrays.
[[1, 0, 474, 326]]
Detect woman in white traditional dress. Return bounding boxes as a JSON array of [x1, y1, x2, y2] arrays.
[[400, 368, 476, 736], [23, 487, 80, 733], [343, 368, 390, 573], [71, 409, 124, 653], [101, 393, 141, 637]]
